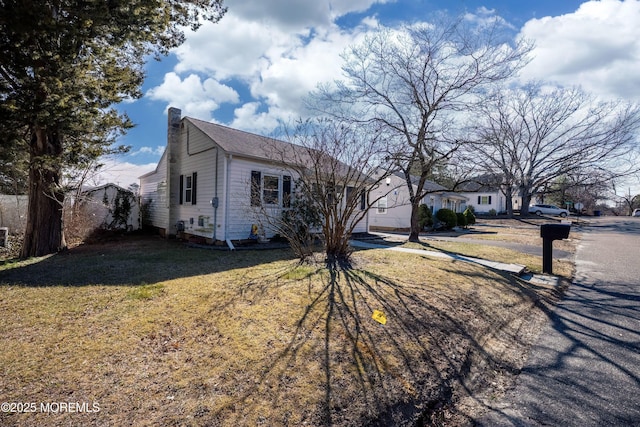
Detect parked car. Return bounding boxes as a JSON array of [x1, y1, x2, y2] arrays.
[[633, 208, 640, 217], [530, 204, 569, 217]]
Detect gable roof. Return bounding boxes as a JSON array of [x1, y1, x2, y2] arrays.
[[390, 171, 449, 192], [455, 174, 504, 192], [187, 118, 302, 163], [187, 118, 369, 182]]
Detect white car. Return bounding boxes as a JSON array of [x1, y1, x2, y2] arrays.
[[530, 204, 569, 217], [633, 208, 640, 217]]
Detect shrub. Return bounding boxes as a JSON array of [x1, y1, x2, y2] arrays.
[[463, 207, 476, 225], [488, 208, 497, 216], [435, 208, 457, 230], [456, 212, 468, 228], [418, 204, 433, 230]]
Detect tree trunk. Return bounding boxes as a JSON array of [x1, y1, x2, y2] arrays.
[[520, 192, 532, 217], [408, 201, 421, 242], [20, 127, 66, 258], [505, 191, 514, 217]]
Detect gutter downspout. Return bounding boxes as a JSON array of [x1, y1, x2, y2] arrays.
[[213, 147, 219, 241], [224, 154, 233, 250]]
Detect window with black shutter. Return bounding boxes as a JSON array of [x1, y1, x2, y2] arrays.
[[179, 175, 184, 205], [283, 175, 291, 208], [251, 171, 261, 206], [191, 172, 197, 205]]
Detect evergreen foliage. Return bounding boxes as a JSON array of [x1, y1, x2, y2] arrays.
[[456, 212, 467, 228], [0, 0, 226, 257], [463, 206, 476, 225], [435, 208, 457, 230], [418, 204, 433, 230]]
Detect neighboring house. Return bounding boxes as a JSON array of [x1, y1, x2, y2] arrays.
[[0, 194, 28, 233], [82, 183, 140, 231], [456, 176, 522, 214], [368, 172, 467, 231], [139, 108, 368, 244]]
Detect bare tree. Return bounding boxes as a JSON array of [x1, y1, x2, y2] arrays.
[[310, 14, 532, 241], [612, 186, 640, 216], [255, 119, 391, 265], [470, 83, 640, 216]]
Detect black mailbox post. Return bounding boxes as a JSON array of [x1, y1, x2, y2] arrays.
[[540, 223, 571, 274]]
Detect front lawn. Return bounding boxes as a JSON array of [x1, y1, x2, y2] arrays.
[[0, 236, 565, 426]]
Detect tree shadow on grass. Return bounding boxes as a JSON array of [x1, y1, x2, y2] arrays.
[[207, 257, 552, 426], [0, 237, 559, 426], [0, 235, 297, 287]]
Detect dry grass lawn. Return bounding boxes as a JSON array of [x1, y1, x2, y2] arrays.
[[0, 231, 570, 426]]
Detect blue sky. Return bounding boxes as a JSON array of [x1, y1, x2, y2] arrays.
[[102, 0, 640, 195]]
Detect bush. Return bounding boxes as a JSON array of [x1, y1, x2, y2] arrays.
[[456, 212, 468, 228], [463, 207, 476, 225], [418, 204, 433, 230], [435, 208, 457, 230], [488, 208, 497, 216]]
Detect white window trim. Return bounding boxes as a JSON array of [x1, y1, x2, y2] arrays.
[[262, 174, 280, 206], [377, 197, 387, 214]]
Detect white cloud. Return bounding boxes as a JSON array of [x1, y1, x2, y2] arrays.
[[519, 0, 640, 100], [226, 0, 394, 30], [146, 5, 376, 131], [129, 146, 165, 157], [229, 102, 282, 134], [146, 72, 239, 120]]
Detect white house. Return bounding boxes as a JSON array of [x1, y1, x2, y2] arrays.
[[82, 183, 140, 231], [455, 176, 522, 214], [139, 108, 368, 245], [368, 172, 468, 231]]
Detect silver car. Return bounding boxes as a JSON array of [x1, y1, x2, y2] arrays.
[[530, 204, 569, 217], [633, 209, 640, 217]]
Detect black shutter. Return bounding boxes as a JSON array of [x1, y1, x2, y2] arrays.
[[283, 175, 291, 208], [192, 172, 197, 205], [360, 191, 366, 210], [251, 171, 261, 206], [488, 195, 492, 205], [477, 195, 481, 205], [179, 175, 184, 205]]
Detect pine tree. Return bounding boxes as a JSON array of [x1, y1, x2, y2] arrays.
[[0, 0, 226, 257]]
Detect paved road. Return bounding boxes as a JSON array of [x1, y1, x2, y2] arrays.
[[476, 217, 640, 426]]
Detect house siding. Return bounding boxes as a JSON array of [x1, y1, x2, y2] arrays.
[[84, 185, 140, 231], [0, 195, 28, 232], [139, 152, 169, 232], [368, 174, 448, 231], [141, 110, 369, 242], [170, 122, 225, 239], [459, 191, 505, 214], [226, 157, 292, 240], [368, 175, 414, 230]]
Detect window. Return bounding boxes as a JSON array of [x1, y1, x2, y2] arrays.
[[250, 171, 291, 207], [179, 172, 197, 205], [185, 175, 192, 203], [263, 175, 279, 205], [477, 195, 492, 205], [377, 197, 387, 214], [346, 186, 367, 211]]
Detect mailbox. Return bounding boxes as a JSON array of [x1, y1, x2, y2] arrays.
[[540, 223, 570, 240], [540, 223, 571, 274]]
